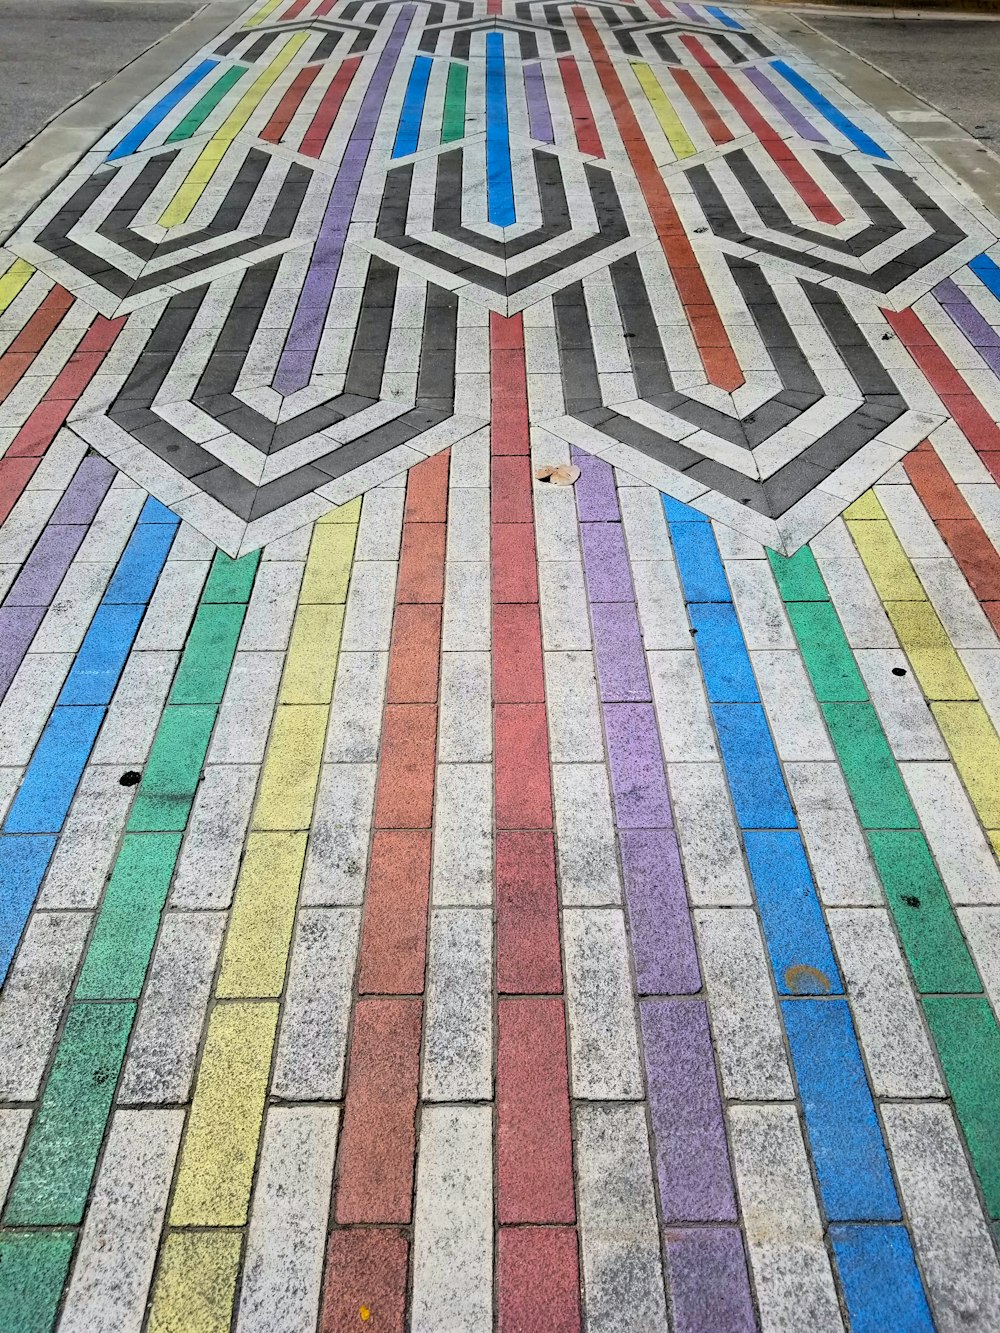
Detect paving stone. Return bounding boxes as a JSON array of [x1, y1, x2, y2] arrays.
[[39, 765, 136, 908], [958, 906, 1000, 1024], [422, 908, 492, 1101], [438, 651, 491, 761], [539, 559, 592, 651], [431, 763, 493, 907], [301, 763, 376, 906], [727, 558, 795, 650], [169, 764, 257, 909], [784, 760, 884, 906], [133, 559, 209, 651], [0, 1109, 31, 1213], [91, 650, 180, 765], [237, 1107, 339, 1333], [648, 650, 718, 762], [564, 908, 643, 1099], [574, 1103, 669, 1332], [442, 560, 491, 650], [668, 762, 752, 907], [340, 562, 397, 651], [855, 648, 951, 760], [901, 761, 1000, 904], [238, 559, 304, 651], [552, 763, 620, 906], [118, 912, 226, 1105], [631, 559, 691, 649], [323, 650, 389, 763], [59, 1109, 184, 1333], [544, 649, 605, 763], [411, 1105, 493, 1332], [751, 648, 836, 762], [207, 650, 283, 764]]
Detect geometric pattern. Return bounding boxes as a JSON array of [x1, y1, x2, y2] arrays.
[[3, 0, 999, 552]]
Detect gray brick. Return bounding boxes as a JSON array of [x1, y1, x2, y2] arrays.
[[170, 765, 258, 909], [273, 909, 360, 1099], [534, 485, 581, 561], [324, 651, 388, 763], [118, 912, 226, 1104], [0, 653, 73, 764], [552, 763, 620, 906], [39, 766, 135, 908], [785, 761, 883, 906], [882, 1102, 1000, 1333], [354, 485, 404, 562], [237, 1107, 339, 1333], [422, 908, 492, 1101], [301, 764, 376, 906], [438, 652, 492, 763], [0, 1110, 30, 1213], [59, 1109, 184, 1333], [446, 487, 490, 563], [208, 651, 283, 765], [544, 650, 605, 763], [729, 1103, 843, 1333], [901, 762, 1000, 905], [91, 650, 180, 766], [728, 559, 795, 650], [751, 649, 834, 762], [134, 559, 209, 650], [238, 560, 304, 652], [432, 764, 492, 907], [575, 1103, 668, 1332], [694, 908, 792, 1101], [817, 555, 896, 649], [539, 560, 592, 651], [828, 907, 944, 1098], [340, 562, 397, 651], [619, 486, 671, 561], [564, 909, 643, 1099], [0, 911, 90, 1099], [411, 1105, 492, 1333], [856, 649, 949, 760], [632, 560, 691, 650], [442, 561, 490, 651], [669, 762, 752, 907], [31, 561, 113, 653], [649, 651, 718, 762]]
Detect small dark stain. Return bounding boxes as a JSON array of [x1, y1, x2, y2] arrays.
[[119, 770, 141, 787], [891, 667, 907, 678], [881, 333, 893, 341], [785, 963, 832, 994], [902, 894, 921, 908], [93, 1070, 109, 1086], [694, 226, 707, 233]]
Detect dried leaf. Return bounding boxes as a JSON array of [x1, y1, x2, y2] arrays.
[[359, 1306, 371, 1323], [534, 463, 581, 486]]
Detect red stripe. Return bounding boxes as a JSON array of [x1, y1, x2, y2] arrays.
[[904, 440, 1000, 635], [314, 0, 336, 14], [324, 450, 450, 1317], [576, 10, 744, 391], [558, 57, 604, 159], [682, 36, 843, 224], [278, 0, 311, 18], [300, 55, 361, 157], [887, 307, 1000, 482], [259, 64, 321, 143], [488, 0, 503, 12], [671, 68, 734, 146], [490, 310, 581, 1328], [647, 0, 671, 14], [0, 312, 126, 521], [0, 287, 74, 404]]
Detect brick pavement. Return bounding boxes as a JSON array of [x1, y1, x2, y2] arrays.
[[2, 1, 1000, 1329]]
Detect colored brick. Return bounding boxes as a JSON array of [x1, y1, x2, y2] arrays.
[[766, 545, 828, 602], [0, 1232, 76, 1333], [168, 603, 246, 704], [491, 456, 533, 522], [821, 702, 918, 829], [300, 522, 357, 603], [931, 701, 1000, 829], [711, 703, 795, 829], [278, 602, 344, 704], [201, 549, 260, 603], [396, 521, 446, 602], [357, 829, 430, 994], [252, 704, 327, 830], [785, 599, 867, 701], [373, 703, 437, 828], [386, 603, 441, 703], [493, 602, 544, 702], [496, 830, 563, 994], [216, 832, 306, 998], [403, 449, 449, 522], [322, 1229, 408, 1333], [830, 1225, 933, 1333], [491, 522, 538, 602], [147, 1231, 242, 1333], [498, 1227, 581, 1333], [689, 602, 760, 703], [127, 704, 218, 832], [494, 703, 553, 829]]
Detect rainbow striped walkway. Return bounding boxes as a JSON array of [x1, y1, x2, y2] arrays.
[[2, 1, 1000, 1330]]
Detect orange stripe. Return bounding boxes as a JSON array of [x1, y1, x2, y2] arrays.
[[299, 55, 362, 156], [671, 67, 734, 145], [259, 64, 321, 143], [575, 9, 744, 391]]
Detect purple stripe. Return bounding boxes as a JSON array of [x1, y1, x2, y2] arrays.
[[592, 603, 650, 702], [676, 2, 704, 20], [0, 607, 46, 700], [523, 62, 553, 144], [641, 1000, 739, 1222], [5, 525, 88, 607], [935, 278, 1000, 380], [664, 1228, 757, 1333], [744, 67, 827, 143], [620, 829, 700, 993], [273, 6, 416, 394]]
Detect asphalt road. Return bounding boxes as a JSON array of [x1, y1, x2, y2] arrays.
[[801, 12, 1000, 148], [0, 0, 203, 164]]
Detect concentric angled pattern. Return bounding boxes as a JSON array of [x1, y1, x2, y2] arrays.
[[3, 0, 1000, 555]]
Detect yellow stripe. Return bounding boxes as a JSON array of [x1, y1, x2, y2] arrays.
[[245, 0, 284, 27], [631, 62, 697, 160], [159, 32, 309, 227], [0, 258, 34, 314], [148, 501, 361, 1327], [846, 486, 1000, 842]]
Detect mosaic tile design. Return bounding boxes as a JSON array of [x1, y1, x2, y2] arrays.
[[4, 0, 998, 553], [4, 1, 1000, 1330]]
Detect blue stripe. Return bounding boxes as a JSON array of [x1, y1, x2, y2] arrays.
[[669, 521, 730, 601], [58, 604, 147, 706], [706, 5, 743, 28], [830, 1225, 934, 1333], [711, 704, 795, 828], [771, 60, 890, 159], [783, 1000, 901, 1219], [0, 837, 57, 979], [4, 708, 106, 835], [744, 830, 842, 994], [970, 252, 1000, 300], [690, 604, 760, 703], [392, 55, 433, 158], [107, 59, 219, 162], [485, 33, 516, 227]]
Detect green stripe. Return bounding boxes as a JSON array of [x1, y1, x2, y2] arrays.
[[770, 542, 1000, 1217], [441, 62, 468, 143], [0, 548, 261, 1319], [165, 66, 247, 142]]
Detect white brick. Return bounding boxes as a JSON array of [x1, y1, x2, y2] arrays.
[[818, 555, 896, 648], [785, 761, 883, 906], [575, 1104, 669, 1332], [552, 763, 620, 906], [534, 485, 581, 561], [0, 1110, 30, 1213], [39, 766, 135, 908], [564, 909, 643, 1099], [882, 1102, 1000, 1333], [301, 763, 376, 906], [432, 764, 492, 907], [631, 560, 691, 649], [31, 561, 113, 653], [620, 486, 671, 561], [324, 650, 388, 763], [855, 649, 949, 760], [669, 762, 752, 906], [915, 557, 998, 649], [438, 652, 492, 763], [442, 561, 490, 651], [694, 908, 792, 1100], [91, 650, 179, 765], [649, 650, 718, 761], [208, 651, 283, 764], [727, 559, 795, 650], [751, 649, 834, 762], [133, 559, 208, 650], [273, 909, 361, 1100], [354, 485, 404, 561], [0, 653, 73, 764], [60, 1109, 184, 1333], [237, 1107, 339, 1333], [539, 560, 591, 650], [902, 762, 1000, 905], [422, 909, 492, 1101], [411, 1106, 493, 1333], [238, 560, 304, 651], [544, 649, 604, 763], [958, 907, 1000, 1022], [340, 561, 397, 650], [729, 1103, 843, 1333], [446, 487, 490, 562], [170, 765, 257, 909]]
